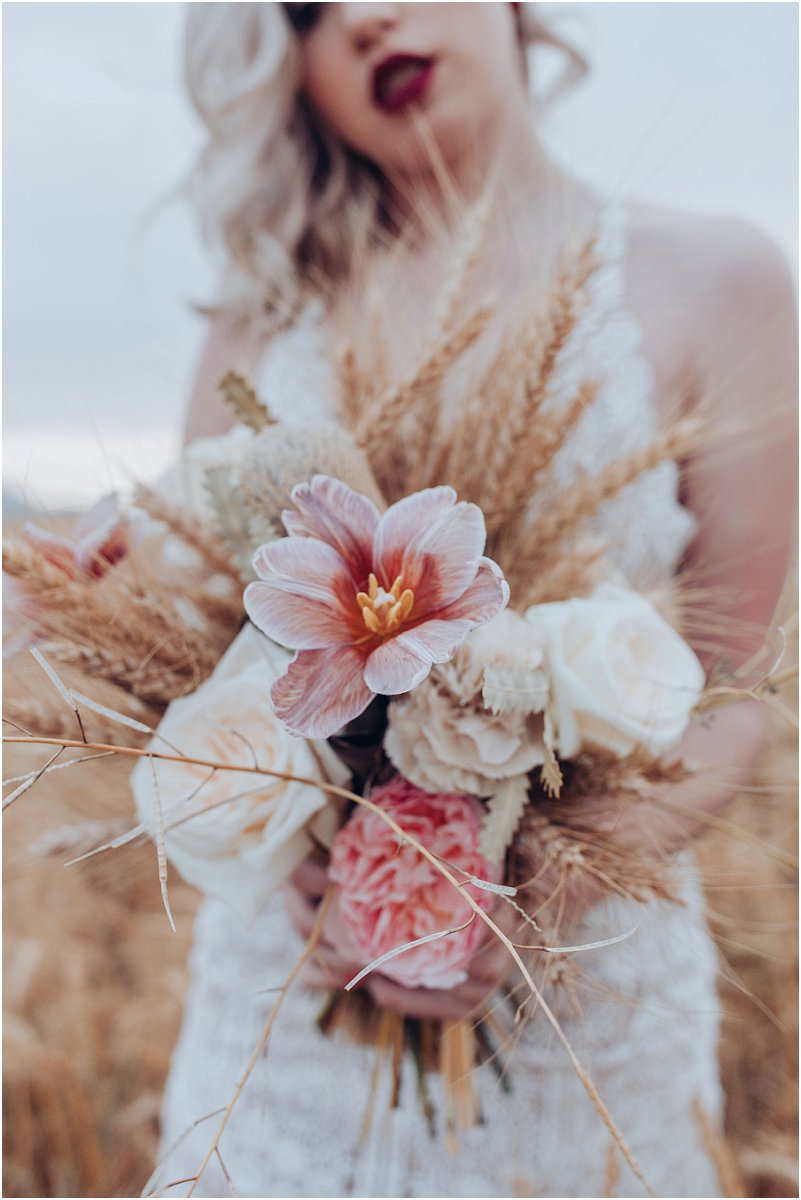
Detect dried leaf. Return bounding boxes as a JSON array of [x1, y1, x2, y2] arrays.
[[479, 775, 531, 862], [218, 370, 274, 431], [541, 708, 563, 798], [203, 464, 264, 579], [345, 915, 476, 991], [482, 662, 549, 716], [148, 755, 176, 933]]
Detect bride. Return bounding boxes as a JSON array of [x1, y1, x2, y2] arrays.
[[152, 4, 796, 1197]]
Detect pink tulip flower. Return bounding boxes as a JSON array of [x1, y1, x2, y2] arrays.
[[22, 493, 136, 580], [3, 495, 146, 661], [244, 476, 509, 738]]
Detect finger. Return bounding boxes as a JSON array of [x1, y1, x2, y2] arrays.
[[289, 856, 330, 899], [367, 975, 488, 1021], [467, 936, 515, 986], [302, 960, 349, 991], [283, 883, 320, 938]]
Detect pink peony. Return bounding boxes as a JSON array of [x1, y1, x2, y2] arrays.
[[329, 776, 500, 990], [243, 476, 509, 738]]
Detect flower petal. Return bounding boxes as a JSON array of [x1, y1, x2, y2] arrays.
[[363, 635, 437, 695], [271, 646, 374, 738], [373, 488, 487, 612], [245, 538, 356, 649], [282, 476, 379, 585], [435, 557, 510, 624]]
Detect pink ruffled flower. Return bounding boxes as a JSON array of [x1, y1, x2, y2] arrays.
[[243, 476, 509, 738], [329, 776, 500, 990]]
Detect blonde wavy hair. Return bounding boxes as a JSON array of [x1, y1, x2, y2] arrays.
[[184, 3, 588, 328]]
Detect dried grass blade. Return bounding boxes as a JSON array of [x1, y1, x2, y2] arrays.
[[3, 747, 63, 810], [149, 755, 176, 933], [29, 814, 132, 859], [64, 821, 149, 867], [68, 690, 155, 737], [30, 647, 87, 742], [4, 749, 115, 789], [345, 915, 476, 991], [515, 926, 638, 954], [459, 874, 518, 898]]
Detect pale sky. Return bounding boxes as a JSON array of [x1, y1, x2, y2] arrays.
[[3, 2, 797, 509]]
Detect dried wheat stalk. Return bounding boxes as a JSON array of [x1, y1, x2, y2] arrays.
[[452, 234, 599, 530], [3, 539, 82, 593], [5, 529, 242, 706], [525, 417, 703, 560], [500, 416, 705, 605], [357, 305, 492, 500], [486, 378, 600, 568], [134, 491, 242, 582]]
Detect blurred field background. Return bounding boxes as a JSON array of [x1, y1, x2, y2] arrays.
[[3, 584, 797, 1198]]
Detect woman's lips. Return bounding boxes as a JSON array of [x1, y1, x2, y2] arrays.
[[372, 54, 436, 114]]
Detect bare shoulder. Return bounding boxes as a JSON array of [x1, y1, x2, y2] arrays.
[[625, 203, 797, 411]]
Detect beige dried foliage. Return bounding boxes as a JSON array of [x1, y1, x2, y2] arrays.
[[486, 379, 598, 564], [239, 420, 386, 519], [518, 538, 607, 609], [521, 417, 703, 563], [508, 759, 687, 929], [218, 368, 275, 431], [4, 533, 243, 706], [357, 305, 492, 501], [4, 1018, 106, 1198], [459, 234, 598, 529], [331, 218, 707, 618], [134, 491, 241, 581], [3, 538, 78, 593]]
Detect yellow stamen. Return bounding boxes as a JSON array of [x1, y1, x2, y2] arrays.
[[362, 609, 383, 635], [358, 575, 415, 637]]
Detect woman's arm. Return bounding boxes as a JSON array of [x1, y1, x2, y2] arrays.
[[680, 215, 797, 668], [183, 314, 269, 445]]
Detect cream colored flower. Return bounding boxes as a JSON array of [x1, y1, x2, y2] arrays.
[[131, 624, 348, 919], [525, 582, 705, 759], [385, 610, 547, 796], [154, 426, 256, 523]]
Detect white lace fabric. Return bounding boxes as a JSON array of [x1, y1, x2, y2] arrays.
[[153, 204, 723, 1199]]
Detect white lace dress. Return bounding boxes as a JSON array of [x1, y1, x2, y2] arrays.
[[153, 206, 724, 1199]]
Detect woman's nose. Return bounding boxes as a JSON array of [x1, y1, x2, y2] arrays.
[[339, 3, 400, 54]]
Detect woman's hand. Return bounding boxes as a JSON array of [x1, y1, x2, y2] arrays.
[[285, 856, 519, 1020]]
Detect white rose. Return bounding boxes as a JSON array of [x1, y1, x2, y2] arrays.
[[131, 624, 348, 920], [525, 582, 705, 759]]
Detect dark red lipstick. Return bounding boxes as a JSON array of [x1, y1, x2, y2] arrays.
[[372, 54, 436, 114]]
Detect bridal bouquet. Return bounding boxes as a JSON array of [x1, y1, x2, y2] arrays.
[[95, 428, 696, 1136], [122, 417, 705, 1132], [4, 214, 765, 1167]]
